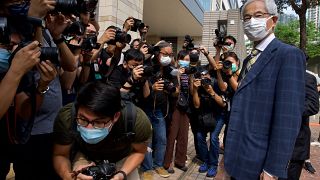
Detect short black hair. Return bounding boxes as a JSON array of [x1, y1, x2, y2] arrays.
[[130, 38, 141, 48], [75, 82, 122, 117], [225, 35, 237, 44], [124, 48, 144, 62], [177, 50, 189, 60]]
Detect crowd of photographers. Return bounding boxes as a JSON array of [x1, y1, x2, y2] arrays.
[[0, 1, 243, 180]]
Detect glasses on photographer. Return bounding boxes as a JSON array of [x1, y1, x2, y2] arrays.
[[75, 116, 111, 129], [242, 12, 273, 22], [160, 51, 174, 58]]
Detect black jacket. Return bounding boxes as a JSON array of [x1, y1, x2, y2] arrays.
[[291, 72, 319, 160]]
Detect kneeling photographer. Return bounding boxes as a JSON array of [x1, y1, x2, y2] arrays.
[[53, 82, 152, 180], [192, 68, 226, 178]]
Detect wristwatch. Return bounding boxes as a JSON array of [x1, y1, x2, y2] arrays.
[[53, 36, 66, 45], [37, 86, 50, 95]]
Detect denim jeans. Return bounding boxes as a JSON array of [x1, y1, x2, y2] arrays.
[[197, 115, 224, 169], [141, 108, 167, 171]]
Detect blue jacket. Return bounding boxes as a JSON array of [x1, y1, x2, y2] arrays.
[[224, 38, 306, 179]]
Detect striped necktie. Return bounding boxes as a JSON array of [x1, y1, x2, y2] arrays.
[[239, 49, 260, 82]]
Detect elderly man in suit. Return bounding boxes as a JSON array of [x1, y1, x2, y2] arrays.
[[224, 0, 306, 179]]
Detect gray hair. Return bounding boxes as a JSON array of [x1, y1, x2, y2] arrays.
[[241, 0, 278, 18]]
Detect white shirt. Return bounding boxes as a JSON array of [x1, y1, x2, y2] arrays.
[[254, 33, 276, 60]]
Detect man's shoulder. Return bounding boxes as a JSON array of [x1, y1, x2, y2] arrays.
[[276, 38, 304, 55], [54, 103, 74, 130], [133, 107, 152, 143]]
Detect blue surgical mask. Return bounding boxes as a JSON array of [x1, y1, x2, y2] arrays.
[[77, 125, 110, 144], [231, 64, 237, 73], [178, 60, 190, 68], [0, 48, 11, 74]]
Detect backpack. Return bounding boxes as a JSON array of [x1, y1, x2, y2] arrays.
[[71, 93, 137, 142]]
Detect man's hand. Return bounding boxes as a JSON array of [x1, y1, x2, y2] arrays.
[[98, 28, 116, 44], [260, 171, 278, 180], [28, 0, 56, 18], [111, 173, 125, 180], [46, 13, 71, 40], [10, 41, 41, 77], [199, 46, 209, 56], [153, 80, 164, 91], [123, 17, 134, 32], [73, 162, 95, 180], [179, 68, 185, 74], [132, 65, 144, 81], [216, 61, 223, 71], [37, 60, 57, 86], [204, 84, 215, 96]]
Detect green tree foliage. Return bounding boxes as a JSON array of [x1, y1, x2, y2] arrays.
[[241, 0, 320, 52], [275, 20, 320, 58]]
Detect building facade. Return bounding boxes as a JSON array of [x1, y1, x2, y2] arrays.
[[307, 5, 320, 29], [95, 0, 244, 58]]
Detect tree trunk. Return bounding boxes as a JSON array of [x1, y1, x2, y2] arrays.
[[299, 13, 307, 52]]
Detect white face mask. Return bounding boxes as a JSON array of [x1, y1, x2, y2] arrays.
[[244, 16, 273, 42], [160, 56, 172, 66]]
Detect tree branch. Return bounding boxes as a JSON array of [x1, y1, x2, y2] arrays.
[[289, 0, 301, 13]]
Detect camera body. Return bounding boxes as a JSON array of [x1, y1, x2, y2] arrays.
[[81, 160, 117, 180], [82, 34, 100, 52], [55, 0, 98, 15], [108, 27, 131, 45], [155, 72, 176, 94], [201, 78, 212, 86], [184, 66, 197, 75], [214, 29, 231, 47], [131, 18, 145, 32], [142, 65, 154, 77]]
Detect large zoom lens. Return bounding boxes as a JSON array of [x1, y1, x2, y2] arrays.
[[40, 47, 59, 65], [222, 60, 232, 70]]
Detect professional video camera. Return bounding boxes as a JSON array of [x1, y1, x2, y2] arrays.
[[81, 160, 116, 180], [131, 18, 145, 32], [108, 27, 131, 45], [214, 29, 231, 47], [54, 0, 98, 15], [184, 35, 195, 51]]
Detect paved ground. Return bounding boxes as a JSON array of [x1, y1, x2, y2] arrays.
[[6, 115, 320, 180]]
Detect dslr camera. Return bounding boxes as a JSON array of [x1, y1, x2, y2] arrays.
[[81, 34, 100, 52], [81, 160, 117, 180], [108, 27, 131, 45], [214, 29, 231, 47], [54, 0, 98, 15], [131, 18, 145, 32], [155, 72, 176, 94]]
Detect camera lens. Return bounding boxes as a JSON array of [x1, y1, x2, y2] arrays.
[[40, 47, 59, 65], [223, 60, 232, 69], [143, 66, 154, 77]]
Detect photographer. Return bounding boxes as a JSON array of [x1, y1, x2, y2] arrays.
[[141, 41, 178, 179], [192, 68, 226, 178], [163, 50, 192, 173], [120, 48, 150, 108], [53, 82, 152, 180]]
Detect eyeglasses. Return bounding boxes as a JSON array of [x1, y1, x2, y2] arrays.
[[242, 12, 273, 22], [75, 116, 111, 129], [160, 51, 174, 57]]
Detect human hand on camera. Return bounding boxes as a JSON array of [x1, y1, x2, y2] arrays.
[[153, 80, 164, 91], [28, 0, 56, 18], [46, 13, 71, 40], [123, 17, 134, 32], [199, 46, 209, 56], [72, 162, 95, 180], [37, 60, 57, 86], [132, 65, 144, 80], [204, 84, 214, 95], [215, 61, 223, 71], [98, 28, 116, 44], [10, 41, 41, 77], [193, 79, 201, 89], [179, 68, 185, 74]]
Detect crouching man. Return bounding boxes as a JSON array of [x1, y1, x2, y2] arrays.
[[52, 82, 152, 180]]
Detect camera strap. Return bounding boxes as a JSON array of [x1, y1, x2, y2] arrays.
[[42, 29, 53, 47], [153, 93, 169, 120]]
